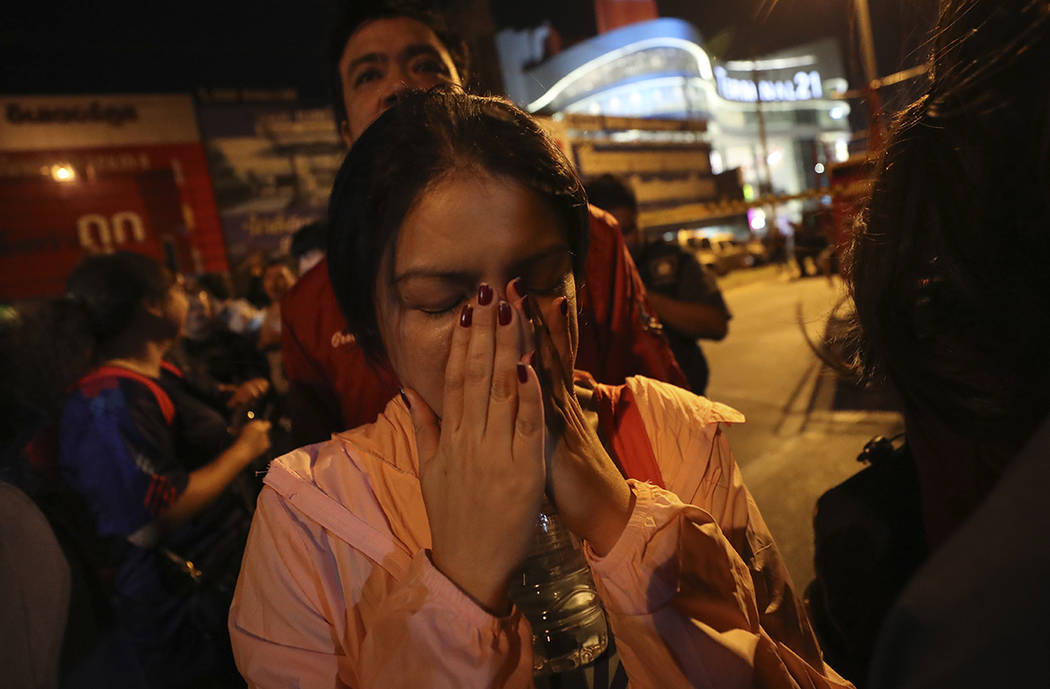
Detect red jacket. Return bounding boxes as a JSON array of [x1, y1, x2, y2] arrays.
[[281, 205, 686, 444]]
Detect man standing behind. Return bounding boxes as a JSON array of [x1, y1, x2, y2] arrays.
[[586, 174, 730, 395], [281, 2, 686, 444]]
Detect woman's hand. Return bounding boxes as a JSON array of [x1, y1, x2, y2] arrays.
[[404, 281, 546, 614], [522, 294, 633, 556]]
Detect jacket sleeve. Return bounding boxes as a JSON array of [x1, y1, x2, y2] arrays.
[[229, 486, 535, 689], [584, 206, 689, 389], [585, 441, 853, 689], [280, 298, 344, 446]]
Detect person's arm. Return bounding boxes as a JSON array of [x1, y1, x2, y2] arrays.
[[67, 381, 269, 538], [230, 486, 535, 689], [579, 386, 849, 688], [644, 291, 729, 340], [159, 420, 270, 529], [584, 476, 853, 689], [531, 273, 844, 686]]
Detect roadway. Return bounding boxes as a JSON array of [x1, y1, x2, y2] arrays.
[[702, 268, 904, 589]]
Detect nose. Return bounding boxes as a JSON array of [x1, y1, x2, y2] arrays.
[[379, 63, 414, 110], [381, 87, 406, 110]]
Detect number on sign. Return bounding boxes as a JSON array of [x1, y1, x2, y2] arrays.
[[76, 212, 147, 250]]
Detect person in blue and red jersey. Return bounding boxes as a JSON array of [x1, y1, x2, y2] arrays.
[[281, 1, 687, 444], [35, 252, 272, 689]]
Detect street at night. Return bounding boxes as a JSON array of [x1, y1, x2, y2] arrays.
[[4, 1, 1050, 687], [705, 269, 902, 587]]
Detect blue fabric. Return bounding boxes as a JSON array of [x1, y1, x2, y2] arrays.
[[58, 373, 241, 688], [60, 377, 186, 538]]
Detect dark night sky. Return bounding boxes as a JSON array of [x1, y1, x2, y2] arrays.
[[3, 1, 937, 101]]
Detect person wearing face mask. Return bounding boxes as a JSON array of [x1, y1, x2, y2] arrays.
[[278, 1, 687, 446], [230, 89, 850, 689]]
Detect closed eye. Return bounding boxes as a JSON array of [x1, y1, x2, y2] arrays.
[[418, 297, 464, 317]]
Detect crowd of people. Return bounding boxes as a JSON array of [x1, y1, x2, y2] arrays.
[[2, 0, 1049, 687]]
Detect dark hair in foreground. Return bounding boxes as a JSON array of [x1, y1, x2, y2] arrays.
[[327, 0, 470, 129], [586, 174, 637, 214], [327, 87, 590, 361], [848, 0, 1050, 445]]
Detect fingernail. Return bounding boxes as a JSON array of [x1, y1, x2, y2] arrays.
[[517, 363, 528, 383], [460, 304, 473, 327], [559, 298, 569, 316], [510, 277, 524, 295], [498, 301, 512, 325], [477, 282, 493, 306], [399, 388, 411, 409]]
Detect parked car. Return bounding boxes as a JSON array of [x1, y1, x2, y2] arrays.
[[684, 232, 749, 275]]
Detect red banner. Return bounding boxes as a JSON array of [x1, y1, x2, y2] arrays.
[[0, 95, 226, 301]]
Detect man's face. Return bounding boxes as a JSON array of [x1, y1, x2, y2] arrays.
[[337, 17, 462, 146]]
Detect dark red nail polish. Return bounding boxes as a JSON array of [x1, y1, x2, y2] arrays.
[[517, 363, 528, 383], [477, 283, 493, 306], [399, 388, 411, 409], [510, 277, 524, 295], [498, 301, 512, 325], [559, 298, 569, 316], [460, 304, 473, 327]]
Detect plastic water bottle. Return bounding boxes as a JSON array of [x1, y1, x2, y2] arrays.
[[507, 500, 609, 675]]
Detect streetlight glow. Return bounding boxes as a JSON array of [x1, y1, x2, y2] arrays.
[[51, 164, 76, 182]]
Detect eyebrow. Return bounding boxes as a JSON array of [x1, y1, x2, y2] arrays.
[[392, 245, 570, 285], [347, 44, 446, 74]]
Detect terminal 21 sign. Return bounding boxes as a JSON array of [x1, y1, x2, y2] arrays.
[[713, 65, 824, 103]]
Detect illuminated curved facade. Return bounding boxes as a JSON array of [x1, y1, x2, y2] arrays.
[[498, 18, 852, 231], [517, 19, 714, 118]]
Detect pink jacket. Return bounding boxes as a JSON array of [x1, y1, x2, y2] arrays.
[[229, 376, 852, 688]]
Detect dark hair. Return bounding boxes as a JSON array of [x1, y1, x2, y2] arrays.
[[6, 252, 175, 427], [585, 174, 637, 213], [327, 0, 470, 130], [848, 0, 1050, 442], [65, 251, 176, 345], [194, 273, 231, 301], [290, 220, 327, 259], [327, 87, 589, 360]]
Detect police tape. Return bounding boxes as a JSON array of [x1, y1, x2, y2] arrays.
[[637, 180, 874, 228]]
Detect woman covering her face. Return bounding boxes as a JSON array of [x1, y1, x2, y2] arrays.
[[230, 89, 851, 689]]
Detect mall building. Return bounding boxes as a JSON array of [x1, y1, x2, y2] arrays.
[[497, 17, 851, 238]]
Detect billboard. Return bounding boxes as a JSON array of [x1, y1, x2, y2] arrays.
[[196, 103, 343, 268], [0, 94, 226, 300]]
